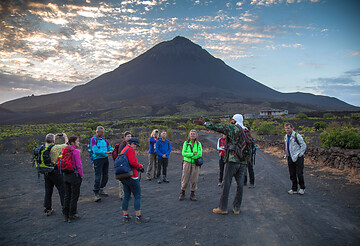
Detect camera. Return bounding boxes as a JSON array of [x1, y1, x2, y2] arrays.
[[137, 168, 144, 173]]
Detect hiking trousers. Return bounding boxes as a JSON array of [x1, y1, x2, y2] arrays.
[[44, 169, 65, 211], [157, 158, 168, 178], [63, 173, 82, 218], [288, 156, 305, 190], [181, 161, 200, 192], [219, 157, 225, 183], [219, 163, 246, 211], [93, 157, 109, 192], [244, 161, 255, 185], [146, 153, 157, 179]]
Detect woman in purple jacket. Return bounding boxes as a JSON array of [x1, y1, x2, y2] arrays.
[[62, 136, 83, 223]]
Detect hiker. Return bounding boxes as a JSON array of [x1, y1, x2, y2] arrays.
[[217, 134, 226, 186], [194, 114, 253, 215], [115, 131, 132, 200], [244, 126, 256, 188], [284, 123, 307, 195], [120, 137, 150, 223], [61, 136, 83, 223], [155, 131, 171, 184], [43, 133, 67, 216], [146, 129, 159, 181], [90, 126, 113, 202], [179, 129, 203, 201], [244, 149, 256, 188]]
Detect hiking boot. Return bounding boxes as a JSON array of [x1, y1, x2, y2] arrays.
[[248, 184, 256, 189], [288, 189, 298, 195], [298, 189, 305, 195], [213, 208, 228, 215], [99, 190, 109, 197], [63, 216, 69, 222], [94, 192, 102, 202], [45, 209, 55, 216], [232, 209, 240, 215], [179, 190, 185, 201], [190, 191, 197, 201], [68, 214, 80, 223], [122, 214, 132, 223], [135, 215, 150, 224], [157, 178, 162, 184], [163, 176, 169, 183]]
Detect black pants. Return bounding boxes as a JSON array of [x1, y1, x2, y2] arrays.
[[244, 162, 255, 185], [93, 157, 109, 192], [219, 157, 225, 183], [157, 158, 168, 178], [63, 173, 82, 218], [44, 169, 65, 211], [288, 156, 305, 190]]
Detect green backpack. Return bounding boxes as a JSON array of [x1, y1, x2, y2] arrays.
[[32, 144, 55, 176]]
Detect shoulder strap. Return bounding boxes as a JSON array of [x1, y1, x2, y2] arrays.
[[294, 132, 300, 146]]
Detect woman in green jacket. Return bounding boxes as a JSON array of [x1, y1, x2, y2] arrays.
[[179, 129, 203, 201]]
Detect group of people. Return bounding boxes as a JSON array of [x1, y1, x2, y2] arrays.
[[39, 113, 307, 223]]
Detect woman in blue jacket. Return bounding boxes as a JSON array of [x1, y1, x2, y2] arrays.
[[146, 129, 159, 180]]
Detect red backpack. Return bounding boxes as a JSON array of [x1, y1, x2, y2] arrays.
[[57, 146, 75, 174], [111, 144, 120, 160]]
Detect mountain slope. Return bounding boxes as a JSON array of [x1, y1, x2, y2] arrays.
[[1, 36, 357, 120]]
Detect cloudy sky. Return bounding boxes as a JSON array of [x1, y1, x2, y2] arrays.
[[1, 0, 359, 106]]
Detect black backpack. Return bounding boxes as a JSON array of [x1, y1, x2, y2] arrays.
[[32, 144, 55, 175]]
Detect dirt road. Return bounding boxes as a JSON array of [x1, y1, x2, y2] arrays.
[[0, 132, 359, 245]]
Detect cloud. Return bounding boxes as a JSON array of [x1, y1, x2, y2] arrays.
[[250, 0, 320, 6], [306, 68, 360, 106], [298, 62, 324, 68]]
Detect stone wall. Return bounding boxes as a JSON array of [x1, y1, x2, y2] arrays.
[[257, 140, 360, 175]]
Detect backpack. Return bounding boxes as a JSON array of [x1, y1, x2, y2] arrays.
[[114, 147, 133, 180], [232, 127, 253, 161], [32, 144, 55, 175], [111, 143, 120, 160], [57, 146, 76, 174]]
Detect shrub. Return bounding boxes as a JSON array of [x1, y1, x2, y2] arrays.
[[47, 123, 58, 134], [313, 121, 328, 131], [27, 138, 40, 154], [256, 121, 282, 135], [320, 128, 360, 149], [296, 113, 308, 119], [323, 113, 335, 119], [350, 113, 360, 120]]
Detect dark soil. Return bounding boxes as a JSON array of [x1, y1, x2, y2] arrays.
[[0, 132, 359, 245]]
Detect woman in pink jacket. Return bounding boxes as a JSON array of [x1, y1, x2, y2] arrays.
[[62, 136, 83, 223]]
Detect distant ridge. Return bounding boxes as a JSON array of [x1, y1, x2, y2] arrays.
[[1, 36, 358, 123]]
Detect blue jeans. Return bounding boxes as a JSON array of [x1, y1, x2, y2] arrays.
[[93, 157, 109, 192], [219, 163, 246, 211], [121, 178, 141, 211]]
